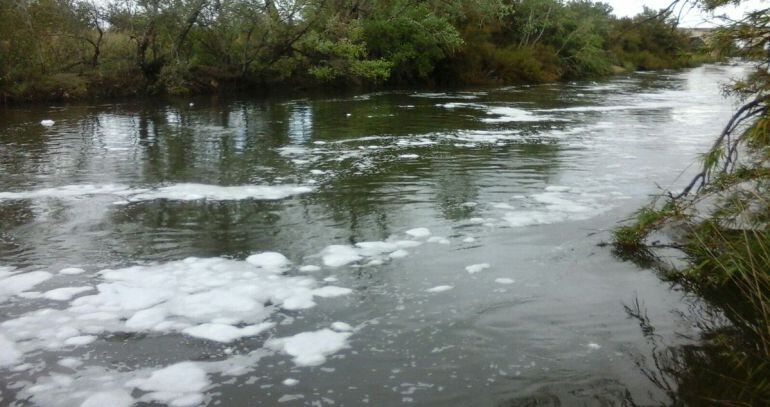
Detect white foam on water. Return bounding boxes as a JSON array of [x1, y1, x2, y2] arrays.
[[437, 102, 487, 109], [279, 394, 305, 402], [444, 129, 523, 144], [405, 228, 431, 238], [42, 286, 93, 301], [57, 357, 83, 369], [0, 256, 353, 358], [535, 102, 675, 113], [481, 107, 549, 123], [64, 335, 97, 346], [409, 92, 480, 100], [465, 263, 491, 274], [425, 285, 453, 293], [245, 252, 291, 272], [398, 154, 420, 159], [19, 350, 270, 407], [312, 286, 353, 298], [0, 334, 21, 367], [182, 322, 275, 343], [0, 269, 52, 302], [81, 391, 134, 407], [427, 236, 450, 245], [127, 361, 210, 406], [0, 183, 314, 202], [500, 185, 620, 228], [59, 267, 85, 275], [322, 245, 363, 267], [125, 183, 314, 202], [40, 119, 55, 127], [320, 233, 426, 268], [495, 278, 515, 285], [299, 265, 321, 272], [0, 184, 138, 201], [389, 249, 409, 259], [267, 327, 352, 367], [283, 378, 299, 386], [331, 322, 353, 332]]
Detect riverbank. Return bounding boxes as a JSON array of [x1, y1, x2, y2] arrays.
[[2, 0, 714, 104]]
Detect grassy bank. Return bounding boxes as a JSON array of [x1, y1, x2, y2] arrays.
[[610, 0, 770, 402], [612, 33, 769, 407], [1, 0, 714, 103]]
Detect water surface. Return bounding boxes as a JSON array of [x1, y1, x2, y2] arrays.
[[0, 64, 747, 406]]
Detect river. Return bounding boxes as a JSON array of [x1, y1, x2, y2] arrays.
[[0, 64, 748, 406]]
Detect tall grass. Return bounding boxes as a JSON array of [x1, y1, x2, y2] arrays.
[[613, 192, 770, 403]]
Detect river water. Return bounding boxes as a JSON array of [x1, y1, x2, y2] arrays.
[[0, 64, 748, 406]]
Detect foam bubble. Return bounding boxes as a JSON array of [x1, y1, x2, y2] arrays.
[[128, 362, 210, 406], [245, 252, 291, 272], [283, 378, 299, 386], [182, 322, 275, 343], [322, 245, 363, 267], [405, 228, 431, 238], [42, 286, 93, 301], [465, 263, 491, 274], [81, 391, 134, 407], [0, 270, 53, 302], [425, 285, 453, 293], [481, 107, 548, 123], [268, 328, 352, 366], [59, 267, 86, 275]]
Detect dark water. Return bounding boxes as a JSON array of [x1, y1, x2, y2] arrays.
[[0, 65, 748, 406]]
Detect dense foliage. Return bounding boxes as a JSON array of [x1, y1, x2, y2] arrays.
[[613, 0, 770, 403], [0, 0, 705, 101]]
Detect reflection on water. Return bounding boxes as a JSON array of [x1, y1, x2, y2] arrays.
[[0, 64, 750, 406]]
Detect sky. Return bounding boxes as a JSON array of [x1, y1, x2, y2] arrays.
[[602, 0, 765, 27]]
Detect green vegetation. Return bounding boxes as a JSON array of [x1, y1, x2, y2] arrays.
[[613, 1, 770, 403], [0, 0, 709, 102]]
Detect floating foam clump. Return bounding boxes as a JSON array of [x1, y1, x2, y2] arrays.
[[59, 267, 86, 275], [321, 245, 362, 267], [81, 391, 134, 407], [127, 362, 209, 406], [425, 285, 453, 293], [0, 334, 22, 367], [0, 255, 354, 360], [498, 185, 621, 228], [182, 322, 275, 343], [245, 252, 290, 272], [320, 235, 428, 268], [481, 107, 547, 123], [405, 228, 431, 238], [0, 183, 314, 202], [40, 119, 55, 127], [42, 286, 93, 301], [268, 327, 352, 367], [0, 269, 52, 302], [465, 263, 491, 274]]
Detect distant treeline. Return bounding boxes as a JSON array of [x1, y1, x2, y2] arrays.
[[0, 0, 714, 102]]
